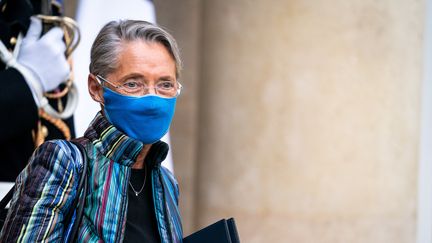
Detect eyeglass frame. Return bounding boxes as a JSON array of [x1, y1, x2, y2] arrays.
[[95, 74, 183, 98]]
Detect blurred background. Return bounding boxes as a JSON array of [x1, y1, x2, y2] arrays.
[[64, 0, 431, 242]]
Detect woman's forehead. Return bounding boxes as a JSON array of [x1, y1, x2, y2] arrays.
[[112, 41, 176, 80]]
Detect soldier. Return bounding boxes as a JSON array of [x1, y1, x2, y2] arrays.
[[0, 0, 76, 182]]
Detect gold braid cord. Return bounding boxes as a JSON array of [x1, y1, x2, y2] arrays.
[[30, 15, 80, 147], [33, 109, 71, 147]]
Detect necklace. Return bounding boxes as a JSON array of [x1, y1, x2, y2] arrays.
[[129, 163, 147, 196]]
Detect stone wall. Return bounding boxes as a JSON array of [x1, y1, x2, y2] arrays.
[[157, 1, 424, 242]]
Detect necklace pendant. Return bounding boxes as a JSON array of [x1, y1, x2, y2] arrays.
[[129, 164, 147, 197]]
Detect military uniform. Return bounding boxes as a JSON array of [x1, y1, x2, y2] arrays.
[[0, 0, 75, 181]]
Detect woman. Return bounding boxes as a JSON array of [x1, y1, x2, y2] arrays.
[[0, 19, 183, 242]]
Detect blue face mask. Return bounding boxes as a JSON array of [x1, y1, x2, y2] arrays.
[[103, 87, 177, 144]]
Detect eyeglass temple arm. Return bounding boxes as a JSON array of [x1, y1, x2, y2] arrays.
[[96, 75, 118, 88]]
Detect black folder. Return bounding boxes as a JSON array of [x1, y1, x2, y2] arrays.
[[183, 218, 240, 243]]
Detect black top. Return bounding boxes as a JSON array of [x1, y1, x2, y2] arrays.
[[123, 167, 160, 243]]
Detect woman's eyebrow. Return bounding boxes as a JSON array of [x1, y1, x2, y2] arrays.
[[119, 73, 145, 82], [158, 75, 176, 81]]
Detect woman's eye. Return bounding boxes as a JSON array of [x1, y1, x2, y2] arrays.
[[123, 81, 140, 89], [158, 81, 175, 89]]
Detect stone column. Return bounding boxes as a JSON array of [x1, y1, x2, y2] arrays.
[[154, 0, 202, 235], [195, 1, 423, 242]]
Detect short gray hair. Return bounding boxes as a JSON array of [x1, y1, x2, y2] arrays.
[[89, 20, 182, 78]]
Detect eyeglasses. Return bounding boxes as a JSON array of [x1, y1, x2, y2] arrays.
[[96, 75, 182, 98]]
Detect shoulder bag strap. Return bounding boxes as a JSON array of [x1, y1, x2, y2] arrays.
[[0, 185, 15, 212], [0, 184, 15, 227], [65, 140, 88, 243]]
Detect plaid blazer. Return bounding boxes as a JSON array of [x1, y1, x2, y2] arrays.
[[0, 112, 183, 242]]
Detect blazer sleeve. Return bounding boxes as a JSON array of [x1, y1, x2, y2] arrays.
[[0, 140, 82, 242], [0, 68, 38, 141]]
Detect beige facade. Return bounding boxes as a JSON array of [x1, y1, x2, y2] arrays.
[[67, 0, 425, 242], [157, 1, 424, 242]]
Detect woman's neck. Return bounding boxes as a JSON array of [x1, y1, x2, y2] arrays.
[[132, 144, 152, 169]]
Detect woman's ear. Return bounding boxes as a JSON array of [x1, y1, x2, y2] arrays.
[[88, 74, 104, 104]]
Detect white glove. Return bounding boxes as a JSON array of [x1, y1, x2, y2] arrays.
[[17, 17, 70, 92]]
